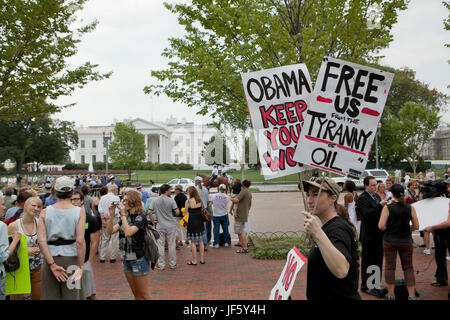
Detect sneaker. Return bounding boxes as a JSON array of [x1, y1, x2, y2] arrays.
[[447, 256, 450, 261], [209, 243, 214, 247], [424, 249, 431, 255], [109, 259, 116, 263], [224, 243, 230, 247], [408, 295, 419, 300], [100, 260, 105, 263], [170, 264, 177, 270], [385, 293, 395, 300], [155, 265, 165, 271], [213, 244, 219, 248]]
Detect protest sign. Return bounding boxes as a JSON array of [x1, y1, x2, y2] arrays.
[[269, 246, 307, 300], [412, 197, 450, 230], [6, 235, 31, 295], [293, 57, 394, 178], [241, 64, 313, 179]]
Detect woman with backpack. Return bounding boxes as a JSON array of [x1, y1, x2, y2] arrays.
[[106, 189, 150, 300], [8, 196, 43, 300]]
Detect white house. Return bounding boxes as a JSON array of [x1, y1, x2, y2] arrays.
[[73, 117, 220, 170]]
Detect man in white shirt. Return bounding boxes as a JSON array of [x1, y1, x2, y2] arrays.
[[98, 184, 120, 263], [210, 184, 231, 248], [210, 165, 219, 184], [426, 169, 435, 181]]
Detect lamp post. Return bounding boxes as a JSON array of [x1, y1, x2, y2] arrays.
[[375, 122, 382, 169], [102, 127, 112, 178]]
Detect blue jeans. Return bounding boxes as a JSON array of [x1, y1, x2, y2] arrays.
[[123, 256, 149, 277], [213, 215, 230, 245], [0, 273, 5, 300]]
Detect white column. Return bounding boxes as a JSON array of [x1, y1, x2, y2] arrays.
[[144, 134, 149, 162]]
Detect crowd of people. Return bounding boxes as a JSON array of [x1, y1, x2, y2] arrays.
[[0, 174, 253, 300], [0, 168, 449, 301], [313, 173, 450, 301]]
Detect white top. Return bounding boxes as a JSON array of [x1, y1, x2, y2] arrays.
[[347, 192, 358, 231], [45, 206, 80, 257], [211, 193, 230, 216], [195, 186, 210, 208], [212, 168, 219, 176], [98, 193, 120, 218]]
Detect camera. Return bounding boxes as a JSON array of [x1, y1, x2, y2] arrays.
[[111, 201, 119, 206]]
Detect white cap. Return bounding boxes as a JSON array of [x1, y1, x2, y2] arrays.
[[194, 176, 203, 182], [219, 184, 226, 190], [55, 176, 74, 192]]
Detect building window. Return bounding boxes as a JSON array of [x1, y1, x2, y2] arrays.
[[186, 154, 190, 163], [80, 140, 85, 148], [81, 155, 85, 164], [186, 138, 190, 147], [175, 154, 179, 163], [174, 140, 179, 146], [92, 155, 96, 163], [198, 138, 202, 146], [92, 140, 96, 148]]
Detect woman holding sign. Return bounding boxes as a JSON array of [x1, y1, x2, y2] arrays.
[[302, 177, 361, 301]]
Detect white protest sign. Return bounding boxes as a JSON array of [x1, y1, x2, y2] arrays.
[[412, 197, 450, 230], [241, 64, 313, 180], [293, 57, 394, 178], [269, 246, 307, 300]]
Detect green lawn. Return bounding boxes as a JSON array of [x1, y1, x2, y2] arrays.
[[131, 169, 304, 184]]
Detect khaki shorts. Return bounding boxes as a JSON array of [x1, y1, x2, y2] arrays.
[[234, 221, 247, 235]]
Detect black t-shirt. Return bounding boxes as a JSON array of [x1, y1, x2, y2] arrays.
[[384, 202, 413, 243], [84, 212, 101, 262], [306, 216, 361, 301], [118, 212, 148, 260], [174, 193, 188, 211]]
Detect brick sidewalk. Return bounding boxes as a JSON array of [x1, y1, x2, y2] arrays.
[[93, 242, 448, 300]]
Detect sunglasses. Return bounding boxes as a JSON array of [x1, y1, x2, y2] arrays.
[[71, 198, 81, 202]]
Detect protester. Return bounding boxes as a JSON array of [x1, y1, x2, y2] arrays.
[[385, 179, 394, 204], [343, 180, 359, 234], [231, 179, 252, 253], [426, 169, 436, 181], [136, 182, 149, 205], [422, 179, 450, 287], [8, 197, 43, 300], [71, 190, 100, 300], [4, 189, 33, 221], [106, 189, 150, 300], [210, 184, 231, 248], [0, 197, 22, 300], [302, 177, 361, 301], [98, 184, 120, 263], [37, 176, 86, 300], [378, 184, 420, 300], [376, 182, 387, 201], [185, 186, 205, 265], [44, 184, 58, 208], [81, 185, 93, 216], [149, 184, 180, 270], [405, 181, 419, 204], [2, 187, 15, 211], [356, 175, 388, 297], [174, 185, 187, 247], [194, 176, 212, 247]]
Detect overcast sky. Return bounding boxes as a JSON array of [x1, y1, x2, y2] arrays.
[[54, 0, 450, 128]]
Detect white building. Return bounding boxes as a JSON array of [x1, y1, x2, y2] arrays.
[[73, 117, 220, 170]]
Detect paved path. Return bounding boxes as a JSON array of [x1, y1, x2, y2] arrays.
[[93, 192, 449, 300]]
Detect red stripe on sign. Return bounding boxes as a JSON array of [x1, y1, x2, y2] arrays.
[[305, 135, 366, 156], [292, 246, 307, 262], [317, 96, 333, 103], [361, 107, 380, 117], [309, 163, 345, 176]]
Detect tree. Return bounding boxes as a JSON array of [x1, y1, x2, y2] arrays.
[[0, 0, 112, 120], [145, 0, 408, 131], [108, 122, 146, 179], [385, 102, 440, 175], [0, 115, 78, 170], [372, 65, 449, 165]]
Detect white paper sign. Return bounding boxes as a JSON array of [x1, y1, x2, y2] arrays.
[[412, 197, 450, 230], [293, 57, 394, 178], [241, 64, 313, 180], [269, 246, 307, 300]]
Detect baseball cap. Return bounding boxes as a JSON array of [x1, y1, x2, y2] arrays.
[[302, 177, 340, 197], [194, 176, 203, 182], [135, 182, 142, 188], [55, 176, 74, 192], [219, 184, 226, 190]]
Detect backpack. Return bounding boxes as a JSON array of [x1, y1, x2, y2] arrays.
[[142, 224, 160, 270], [3, 208, 23, 226], [5, 237, 21, 273]]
